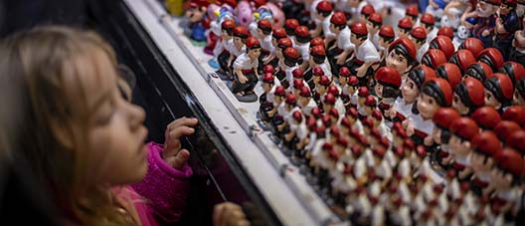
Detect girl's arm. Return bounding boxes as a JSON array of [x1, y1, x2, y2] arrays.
[[131, 142, 193, 225]]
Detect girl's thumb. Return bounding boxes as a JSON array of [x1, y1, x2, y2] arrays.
[[172, 149, 190, 170]]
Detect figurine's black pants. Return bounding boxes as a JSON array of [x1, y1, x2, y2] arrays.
[[232, 72, 257, 94]]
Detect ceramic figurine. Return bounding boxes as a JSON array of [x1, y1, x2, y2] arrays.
[[471, 106, 502, 131], [469, 131, 501, 197], [448, 117, 479, 180], [293, 26, 312, 71], [269, 85, 286, 130], [261, 27, 287, 66], [277, 47, 300, 88], [437, 26, 455, 39], [432, 108, 461, 167], [260, 73, 277, 122], [359, 4, 376, 23], [373, 66, 401, 119], [386, 37, 418, 80], [477, 48, 504, 71], [405, 5, 419, 25], [510, 28, 525, 65], [347, 22, 380, 86], [327, 11, 353, 76], [232, 36, 261, 102], [314, 75, 331, 105], [226, 26, 250, 79], [470, 0, 501, 48], [494, 120, 522, 143], [185, 0, 210, 43], [463, 62, 494, 82], [421, 49, 448, 69], [498, 61, 525, 86], [377, 26, 395, 66], [397, 17, 413, 38], [501, 105, 525, 125], [513, 78, 525, 105], [342, 76, 359, 110], [305, 45, 330, 85], [429, 35, 455, 61], [452, 77, 486, 116], [410, 26, 429, 62], [311, 0, 335, 39], [494, 0, 520, 60], [214, 19, 235, 75], [366, 12, 383, 49], [458, 37, 485, 58], [483, 73, 514, 112], [449, 49, 476, 73]]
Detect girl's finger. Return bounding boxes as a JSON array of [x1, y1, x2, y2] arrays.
[[171, 149, 190, 170]]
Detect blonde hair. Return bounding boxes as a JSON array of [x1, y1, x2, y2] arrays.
[[0, 26, 139, 226]]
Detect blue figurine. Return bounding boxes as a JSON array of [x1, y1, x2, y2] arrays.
[[471, 0, 501, 48], [494, 0, 520, 60], [185, 0, 210, 43]]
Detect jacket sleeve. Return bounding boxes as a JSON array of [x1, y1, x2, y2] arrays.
[[131, 142, 193, 225]]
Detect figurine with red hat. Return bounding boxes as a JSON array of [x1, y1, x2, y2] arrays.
[[458, 37, 485, 58], [304, 45, 331, 85], [484, 73, 514, 112], [232, 36, 261, 102], [366, 12, 382, 49], [286, 111, 309, 160], [513, 78, 525, 106], [261, 27, 287, 66], [356, 87, 371, 120], [259, 73, 278, 122], [276, 47, 300, 88], [477, 48, 505, 71], [386, 37, 418, 79], [374, 66, 402, 120], [313, 75, 331, 105], [342, 75, 359, 110], [377, 25, 395, 66], [421, 49, 448, 69], [311, 0, 336, 39], [448, 117, 479, 180], [452, 77, 486, 116], [330, 162, 357, 209], [489, 148, 524, 221], [405, 5, 420, 25], [251, 19, 274, 66], [279, 94, 302, 137], [509, 28, 525, 65], [271, 37, 292, 77], [470, 0, 501, 48], [289, 68, 310, 93], [347, 22, 380, 85], [389, 65, 435, 124], [449, 49, 476, 74], [185, 0, 210, 42], [421, 13, 439, 43], [408, 78, 453, 145], [224, 26, 249, 79], [293, 26, 312, 71], [494, 0, 520, 61], [326, 11, 352, 76], [498, 61, 525, 86], [470, 131, 502, 196], [269, 85, 286, 133], [464, 62, 494, 82], [410, 26, 429, 62], [397, 17, 414, 39], [298, 86, 318, 117], [428, 35, 455, 62], [213, 19, 235, 77], [431, 108, 461, 167]]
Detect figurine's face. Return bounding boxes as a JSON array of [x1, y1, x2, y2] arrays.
[[323, 103, 333, 113], [358, 96, 366, 105], [471, 152, 494, 172], [186, 6, 206, 23], [350, 33, 364, 46], [499, 3, 514, 16], [274, 95, 283, 104], [272, 37, 278, 47], [449, 134, 471, 156], [378, 37, 390, 50], [233, 37, 244, 49], [386, 51, 411, 75], [299, 96, 310, 106], [513, 30, 525, 49], [263, 83, 273, 93], [318, 85, 327, 94], [329, 23, 339, 34], [248, 48, 262, 60], [517, 4, 525, 17], [366, 21, 374, 34], [432, 127, 443, 144], [365, 105, 373, 115], [313, 75, 321, 85], [401, 77, 419, 103], [221, 29, 231, 40], [347, 0, 360, 8], [276, 48, 284, 59], [339, 77, 348, 86], [347, 86, 356, 94], [484, 88, 502, 109], [256, 28, 265, 38], [490, 168, 512, 189], [452, 93, 470, 115], [477, 1, 497, 17], [375, 82, 384, 98], [398, 29, 409, 38], [417, 93, 440, 120], [513, 89, 525, 106]]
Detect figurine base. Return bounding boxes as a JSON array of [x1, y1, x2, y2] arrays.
[[208, 59, 219, 69], [235, 93, 258, 102]]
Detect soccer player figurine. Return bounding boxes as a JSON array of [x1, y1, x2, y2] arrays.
[[483, 73, 514, 112], [489, 148, 525, 221], [389, 65, 436, 123], [510, 29, 525, 65], [469, 131, 501, 197], [408, 78, 453, 145], [463, 62, 495, 82], [514, 78, 525, 105], [386, 37, 418, 79], [374, 66, 402, 119], [397, 17, 414, 38], [232, 37, 261, 102], [185, 0, 210, 42], [259, 73, 277, 122], [377, 25, 395, 66], [214, 19, 235, 76], [410, 26, 429, 62], [452, 77, 486, 116], [347, 22, 380, 86], [477, 48, 505, 71], [449, 117, 479, 180], [311, 0, 335, 39], [366, 13, 383, 49], [494, 0, 520, 60], [327, 11, 352, 75], [431, 108, 461, 167], [293, 26, 312, 71], [470, 0, 501, 47]]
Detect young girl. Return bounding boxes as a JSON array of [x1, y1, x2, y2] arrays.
[[0, 26, 247, 226]]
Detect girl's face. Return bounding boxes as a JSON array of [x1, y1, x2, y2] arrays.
[[401, 77, 419, 103], [386, 51, 410, 75], [74, 51, 148, 186], [417, 93, 440, 120]]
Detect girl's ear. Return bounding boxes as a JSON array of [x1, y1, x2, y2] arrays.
[[50, 120, 75, 150]]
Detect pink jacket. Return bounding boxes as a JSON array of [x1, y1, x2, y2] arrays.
[[129, 142, 193, 226]]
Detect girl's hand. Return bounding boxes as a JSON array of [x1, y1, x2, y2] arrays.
[[163, 117, 199, 170], [213, 202, 250, 226]]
